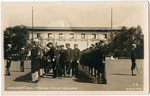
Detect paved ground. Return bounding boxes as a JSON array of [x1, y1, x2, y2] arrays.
[[4, 59, 143, 91]]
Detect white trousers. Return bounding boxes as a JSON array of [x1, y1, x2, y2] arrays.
[[40, 68, 45, 76], [31, 71, 39, 82]]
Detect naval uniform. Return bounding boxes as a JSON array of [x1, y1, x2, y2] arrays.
[[72, 48, 81, 77], [65, 48, 73, 76], [5, 48, 12, 75], [131, 48, 136, 71], [46, 47, 57, 78], [59, 49, 66, 76], [31, 46, 40, 82]]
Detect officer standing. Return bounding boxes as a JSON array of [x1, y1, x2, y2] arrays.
[[59, 45, 66, 77], [41, 48, 47, 76], [56, 45, 63, 77], [131, 44, 137, 76], [39, 47, 44, 77], [5, 44, 12, 76], [31, 41, 40, 83], [46, 42, 57, 78], [44, 46, 51, 73], [89, 44, 95, 76], [20, 48, 25, 72], [97, 41, 107, 84], [65, 43, 73, 77], [72, 44, 81, 77]]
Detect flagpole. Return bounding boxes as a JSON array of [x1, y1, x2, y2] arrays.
[[111, 8, 114, 59], [111, 8, 113, 39], [32, 7, 34, 43]]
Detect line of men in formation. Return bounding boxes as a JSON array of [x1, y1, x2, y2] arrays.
[[30, 42, 81, 83], [5, 41, 108, 84], [80, 40, 107, 84]]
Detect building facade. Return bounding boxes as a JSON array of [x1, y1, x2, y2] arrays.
[[28, 27, 121, 50]]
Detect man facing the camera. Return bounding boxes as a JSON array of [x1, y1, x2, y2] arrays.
[[72, 44, 81, 77], [65, 43, 73, 77]]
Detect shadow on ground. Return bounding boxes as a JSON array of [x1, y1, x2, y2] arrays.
[[110, 73, 131, 76], [24, 68, 30, 69], [14, 73, 31, 82], [11, 70, 21, 72], [14, 72, 61, 82], [73, 68, 97, 84]]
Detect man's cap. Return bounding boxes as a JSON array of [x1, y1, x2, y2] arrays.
[[132, 44, 136, 48], [74, 44, 78, 46], [21, 47, 25, 50], [7, 44, 11, 47], [60, 45, 64, 47], [95, 43, 98, 46], [57, 45, 61, 48], [90, 44, 94, 47], [66, 43, 70, 46], [100, 40, 104, 43], [46, 42, 53, 47], [32, 41, 37, 45]]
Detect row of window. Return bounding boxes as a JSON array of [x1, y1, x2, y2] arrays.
[[36, 33, 107, 39]]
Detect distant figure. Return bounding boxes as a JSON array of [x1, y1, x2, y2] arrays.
[[65, 43, 73, 77], [131, 44, 137, 76], [72, 44, 81, 77], [5, 44, 12, 76], [20, 48, 25, 72]]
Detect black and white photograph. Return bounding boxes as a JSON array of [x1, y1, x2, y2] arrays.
[[1, 1, 149, 95]]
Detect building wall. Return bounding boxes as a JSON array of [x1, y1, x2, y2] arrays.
[[29, 31, 110, 50]]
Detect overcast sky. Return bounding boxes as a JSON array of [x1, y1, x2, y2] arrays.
[[2, 1, 148, 31]]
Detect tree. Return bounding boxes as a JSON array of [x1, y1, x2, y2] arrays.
[[4, 25, 30, 60], [134, 25, 144, 58], [111, 25, 144, 59]]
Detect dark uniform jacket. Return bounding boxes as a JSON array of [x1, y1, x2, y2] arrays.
[[46, 47, 57, 68], [31, 46, 39, 73], [131, 48, 136, 61], [5, 48, 12, 68], [41, 52, 47, 68], [59, 49, 66, 63], [5, 48, 12, 60], [46, 47, 57, 61], [19, 50, 25, 60], [65, 48, 73, 62], [72, 48, 81, 61], [131, 48, 136, 70], [95, 47, 105, 73], [90, 49, 96, 68]]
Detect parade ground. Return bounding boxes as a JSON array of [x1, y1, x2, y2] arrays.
[[4, 59, 143, 91]]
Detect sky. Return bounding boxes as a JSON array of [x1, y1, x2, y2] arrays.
[[2, 1, 148, 31]]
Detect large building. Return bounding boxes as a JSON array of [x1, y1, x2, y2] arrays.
[[27, 27, 121, 50]]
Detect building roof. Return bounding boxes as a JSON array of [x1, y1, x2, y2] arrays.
[[27, 26, 122, 32]]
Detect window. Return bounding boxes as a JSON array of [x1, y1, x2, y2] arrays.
[[92, 34, 96, 39], [70, 33, 74, 39], [48, 33, 52, 39], [59, 33, 63, 39], [37, 33, 41, 38], [103, 34, 107, 38], [81, 34, 85, 39]]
